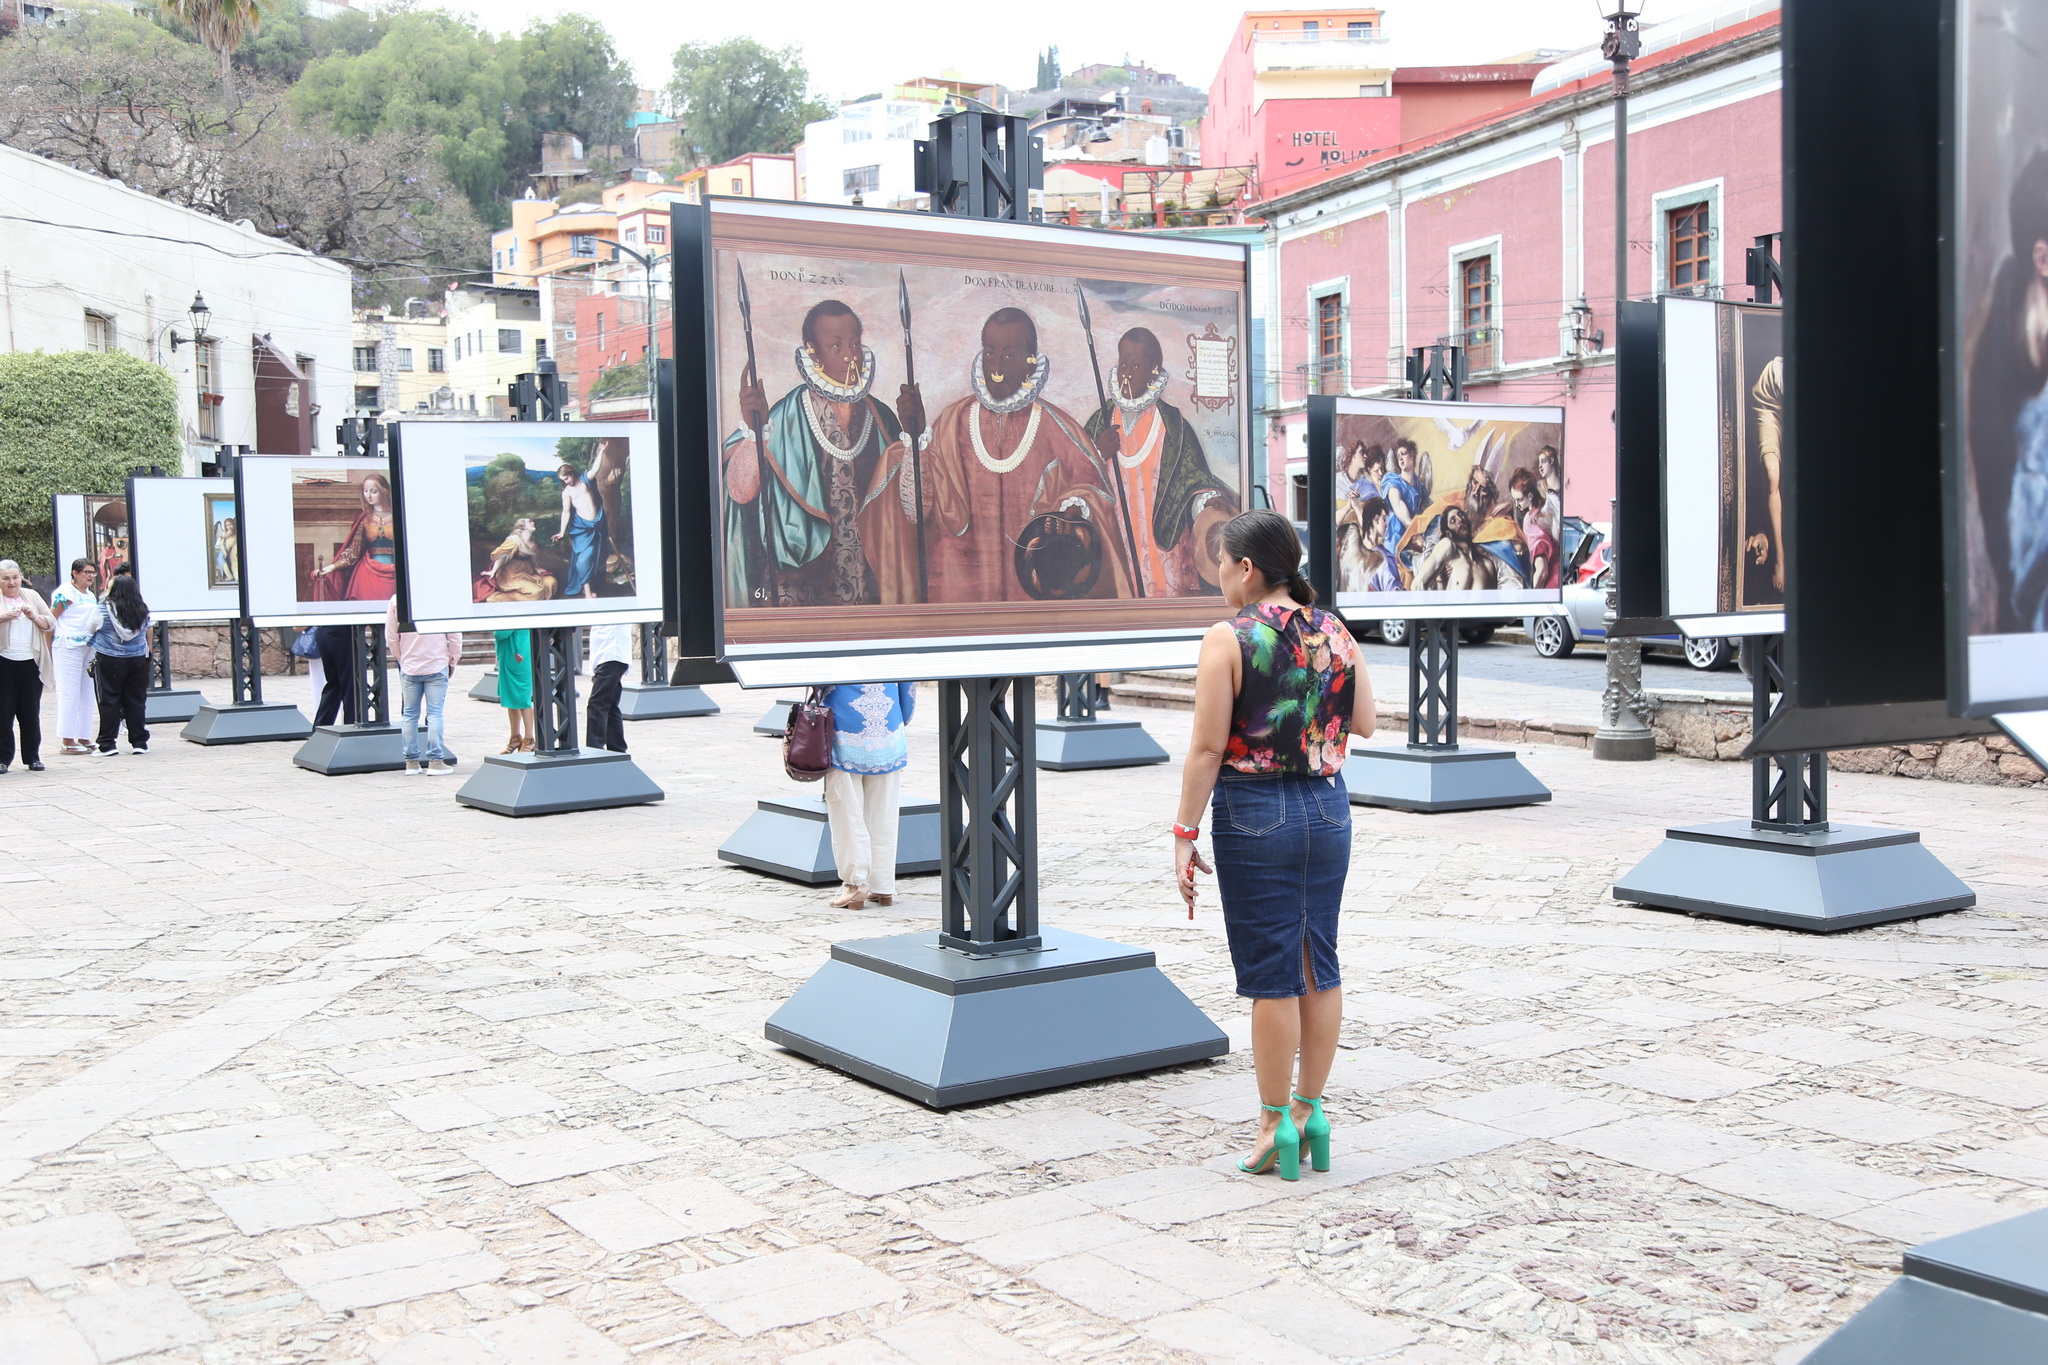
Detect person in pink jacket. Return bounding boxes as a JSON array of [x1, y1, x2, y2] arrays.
[[385, 599, 464, 774]]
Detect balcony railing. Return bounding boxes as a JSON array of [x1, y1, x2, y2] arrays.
[[1252, 29, 1391, 74]]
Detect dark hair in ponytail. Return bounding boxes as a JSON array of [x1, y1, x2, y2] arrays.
[[1221, 508, 1317, 606]]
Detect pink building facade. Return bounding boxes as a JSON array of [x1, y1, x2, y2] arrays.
[[1252, 11, 1782, 529]]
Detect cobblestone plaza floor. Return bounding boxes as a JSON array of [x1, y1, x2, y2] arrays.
[[2, 670, 2044, 1364]]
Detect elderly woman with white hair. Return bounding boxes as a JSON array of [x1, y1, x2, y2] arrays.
[[0, 560, 55, 773]]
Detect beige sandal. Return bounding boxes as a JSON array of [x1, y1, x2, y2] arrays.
[[867, 894, 894, 907], [828, 887, 867, 910]]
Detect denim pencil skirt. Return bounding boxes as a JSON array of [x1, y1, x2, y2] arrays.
[[1210, 769, 1351, 999]]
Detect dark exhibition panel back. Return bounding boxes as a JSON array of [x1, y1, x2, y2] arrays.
[[1765, 0, 1988, 750], [1613, 299, 1664, 625]]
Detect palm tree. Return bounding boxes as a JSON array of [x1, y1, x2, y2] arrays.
[[157, 0, 266, 101]]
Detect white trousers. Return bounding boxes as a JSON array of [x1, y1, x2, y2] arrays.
[[825, 767, 902, 895], [53, 644, 95, 739]]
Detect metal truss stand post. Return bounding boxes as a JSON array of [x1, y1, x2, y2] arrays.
[[766, 676, 1226, 1107], [181, 619, 311, 744], [1343, 620, 1551, 812], [619, 622, 718, 720], [1035, 672, 1168, 771], [1614, 636, 1972, 931], [293, 624, 405, 774], [456, 626, 664, 816], [143, 620, 203, 724]]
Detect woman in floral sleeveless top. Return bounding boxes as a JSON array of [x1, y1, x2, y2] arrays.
[[1174, 509, 1375, 1181]]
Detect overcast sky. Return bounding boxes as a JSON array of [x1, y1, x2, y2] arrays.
[[451, 0, 1624, 103]]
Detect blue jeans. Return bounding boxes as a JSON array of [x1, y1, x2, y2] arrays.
[[1210, 771, 1350, 999], [399, 669, 453, 761]]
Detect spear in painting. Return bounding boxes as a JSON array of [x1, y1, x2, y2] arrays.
[[1075, 282, 1146, 598], [898, 270, 930, 604], [733, 261, 778, 607]]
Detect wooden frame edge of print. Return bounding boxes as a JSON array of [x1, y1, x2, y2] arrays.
[[698, 196, 1253, 669], [1318, 392, 1567, 621], [387, 418, 665, 636]]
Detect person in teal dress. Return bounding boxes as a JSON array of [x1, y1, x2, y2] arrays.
[[493, 629, 534, 753]]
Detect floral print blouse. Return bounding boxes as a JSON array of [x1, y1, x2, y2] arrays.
[[1225, 602, 1360, 776]]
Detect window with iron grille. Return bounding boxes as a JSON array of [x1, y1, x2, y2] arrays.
[[395, 348, 414, 372], [195, 340, 220, 440], [353, 344, 377, 372], [1462, 256, 1494, 338], [428, 348, 445, 373], [1315, 294, 1343, 394], [1668, 202, 1711, 293]]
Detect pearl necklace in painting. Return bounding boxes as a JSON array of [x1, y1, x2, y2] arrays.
[[1115, 405, 1165, 469], [801, 388, 872, 462], [970, 403, 1041, 474]]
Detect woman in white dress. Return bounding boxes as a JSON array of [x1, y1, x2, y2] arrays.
[[48, 558, 102, 754]]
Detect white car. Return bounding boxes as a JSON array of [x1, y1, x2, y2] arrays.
[[1526, 563, 1737, 670]]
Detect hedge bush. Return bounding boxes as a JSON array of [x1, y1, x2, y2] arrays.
[[0, 351, 182, 577]]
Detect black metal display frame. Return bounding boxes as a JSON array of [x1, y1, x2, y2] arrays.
[[1615, 191, 1972, 933], [1305, 368, 1552, 813], [1037, 670, 1168, 771], [622, 359, 717, 720], [441, 351, 664, 816], [733, 126, 1226, 1107], [156, 462, 310, 746]]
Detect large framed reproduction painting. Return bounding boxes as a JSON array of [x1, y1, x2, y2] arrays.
[[389, 420, 663, 634], [1661, 296, 1786, 635], [678, 198, 1252, 683], [1946, 0, 2048, 715], [50, 493, 129, 586], [1316, 395, 1565, 620], [234, 454, 397, 627]]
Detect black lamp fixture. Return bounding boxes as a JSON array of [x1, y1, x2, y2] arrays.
[[189, 291, 211, 340]]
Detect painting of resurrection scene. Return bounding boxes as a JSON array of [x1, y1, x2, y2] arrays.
[[467, 433, 636, 603], [707, 200, 1251, 645]]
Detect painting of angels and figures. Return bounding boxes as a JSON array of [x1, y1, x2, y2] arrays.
[[704, 198, 1252, 648], [1326, 396, 1566, 615]]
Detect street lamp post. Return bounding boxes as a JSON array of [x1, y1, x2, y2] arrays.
[[1593, 3, 1657, 762], [606, 241, 660, 413]]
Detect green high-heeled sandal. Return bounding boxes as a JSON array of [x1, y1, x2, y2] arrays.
[[1293, 1093, 1331, 1173], [1238, 1103, 1301, 1180]]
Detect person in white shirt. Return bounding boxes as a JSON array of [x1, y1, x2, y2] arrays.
[[48, 558, 102, 755], [0, 560, 55, 773], [584, 623, 633, 753]]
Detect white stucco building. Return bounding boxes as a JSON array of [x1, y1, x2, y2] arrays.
[[800, 94, 939, 209], [0, 143, 354, 467]]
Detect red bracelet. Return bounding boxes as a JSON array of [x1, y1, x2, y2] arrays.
[[1172, 822, 1200, 841]]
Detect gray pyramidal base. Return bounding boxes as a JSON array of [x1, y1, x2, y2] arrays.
[[1344, 745, 1552, 812], [454, 749, 663, 817], [145, 689, 203, 724], [469, 671, 499, 704], [765, 927, 1228, 1107], [619, 683, 719, 720], [180, 702, 313, 746], [1034, 717, 1170, 771], [753, 697, 801, 737], [1800, 1208, 2048, 1363], [292, 723, 407, 775], [718, 793, 941, 884], [1612, 820, 1975, 932]]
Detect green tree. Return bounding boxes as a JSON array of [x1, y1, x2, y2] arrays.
[[665, 37, 826, 164], [291, 10, 525, 219], [517, 14, 635, 168], [155, 0, 266, 98], [0, 353, 181, 579]]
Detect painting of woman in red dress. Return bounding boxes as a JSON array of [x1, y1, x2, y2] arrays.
[[314, 472, 398, 601]]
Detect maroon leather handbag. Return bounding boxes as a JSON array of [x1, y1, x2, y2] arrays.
[[782, 686, 835, 782]]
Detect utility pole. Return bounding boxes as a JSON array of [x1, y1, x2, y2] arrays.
[[1593, 3, 1657, 762]]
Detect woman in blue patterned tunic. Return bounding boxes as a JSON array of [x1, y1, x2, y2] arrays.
[[822, 681, 916, 909]]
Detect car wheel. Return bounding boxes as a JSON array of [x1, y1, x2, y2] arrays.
[[1379, 619, 1408, 647], [1459, 623, 1496, 646], [1683, 635, 1730, 670], [1531, 615, 1575, 658]]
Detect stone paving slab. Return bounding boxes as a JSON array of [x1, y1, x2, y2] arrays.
[[0, 671, 2044, 1362]]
